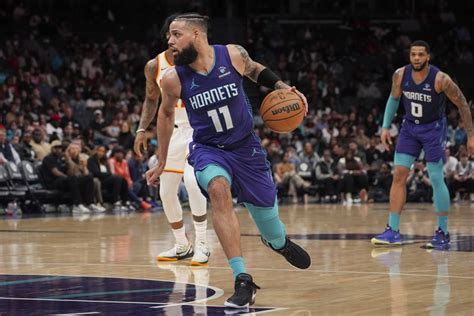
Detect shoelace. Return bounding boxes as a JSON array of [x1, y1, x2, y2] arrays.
[[235, 279, 261, 291]]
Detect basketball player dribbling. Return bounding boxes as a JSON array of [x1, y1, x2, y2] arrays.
[[371, 40, 474, 248], [146, 13, 311, 308], [135, 14, 210, 266]]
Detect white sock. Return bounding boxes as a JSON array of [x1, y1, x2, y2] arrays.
[[172, 226, 188, 246], [193, 220, 207, 244]]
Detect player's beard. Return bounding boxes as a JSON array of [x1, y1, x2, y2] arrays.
[[411, 60, 428, 72], [174, 42, 198, 66]]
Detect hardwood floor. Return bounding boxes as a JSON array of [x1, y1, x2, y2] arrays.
[[0, 202, 473, 315]]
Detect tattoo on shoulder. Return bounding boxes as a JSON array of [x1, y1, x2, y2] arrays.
[[234, 45, 249, 61], [391, 69, 401, 94], [233, 44, 260, 80]]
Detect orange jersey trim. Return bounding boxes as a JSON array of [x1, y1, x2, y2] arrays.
[[154, 55, 160, 82], [163, 169, 184, 174], [164, 51, 174, 67]]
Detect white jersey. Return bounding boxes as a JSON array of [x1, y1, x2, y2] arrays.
[[155, 51, 190, 128]]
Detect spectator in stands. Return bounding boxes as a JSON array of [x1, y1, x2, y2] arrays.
[[298, 141, 320, 170], [315, 149, 339, 202], [109, 146, 151, 209], [128, 150, 147, 199], [118, 121, 134, 151], [0, 127, 21, 164], [444, 147, 459, 192], [30, 128, 51, 160], [65, 142, 105, 212], [274, 151, 311, 203], [15, 131, 36, 162], [451, 153, 474, 202], [368, 162, 392, 202], [407, 161, 432, 203], [337, 150, 369, 204], [354, 125, 370, 149], [41, 140, 95, 213], [87, 145, 132, 211]]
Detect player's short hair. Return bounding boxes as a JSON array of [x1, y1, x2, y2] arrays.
[[160, 13, 180, 44], [173, 13, 209, 33], [410, 40, 430, 54]]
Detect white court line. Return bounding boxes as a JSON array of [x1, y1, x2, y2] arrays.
[[53, 313, 99, 315], [0, 297, 164, 305], [0, 273, 225, 307], [2, 263, 473, 280]]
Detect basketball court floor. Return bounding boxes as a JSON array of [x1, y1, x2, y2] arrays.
[[1, 202, 473, 315]]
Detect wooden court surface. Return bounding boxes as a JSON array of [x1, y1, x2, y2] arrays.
[[0, 203, 473, 315]]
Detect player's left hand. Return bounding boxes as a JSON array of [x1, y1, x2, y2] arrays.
[[468, 135, 474, 157], [146, 162, 165, 187], [289, 86, 308, 115]]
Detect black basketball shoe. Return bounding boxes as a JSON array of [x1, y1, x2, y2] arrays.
[[261, 236, 311, 269], [224, 273, 261, 308]]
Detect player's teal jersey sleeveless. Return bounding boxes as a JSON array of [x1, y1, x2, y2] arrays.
[[175, 45, 254, 148], [400, 64, 446, 124]]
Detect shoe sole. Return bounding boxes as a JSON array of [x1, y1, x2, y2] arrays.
[[224, 301, 250, 309], [223, 292, 256, 309], [370, 238, 402, 246], [425, 243, 450, 249], [156, 251, 194, 262], [190, 260, 209, 266]]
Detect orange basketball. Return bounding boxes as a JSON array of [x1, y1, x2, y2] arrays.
[[259, 89, 305, 133]]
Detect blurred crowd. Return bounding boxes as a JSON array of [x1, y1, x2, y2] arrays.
[[0, 2, 473, 210]]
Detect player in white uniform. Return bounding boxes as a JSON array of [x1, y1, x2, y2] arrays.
[[134, 14, 209, 265]]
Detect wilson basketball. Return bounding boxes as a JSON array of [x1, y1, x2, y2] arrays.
[[259, 89, 305, 133]]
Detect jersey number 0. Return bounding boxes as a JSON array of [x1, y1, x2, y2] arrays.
[[411, 102, 423, 118]]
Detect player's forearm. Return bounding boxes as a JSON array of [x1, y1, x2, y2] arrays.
[[156, 108, 175, 165], [138, 97, 158, 131], [382, 96, 400, 129]]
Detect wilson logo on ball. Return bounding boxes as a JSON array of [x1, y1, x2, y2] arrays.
[[271, 103, 301, 115]]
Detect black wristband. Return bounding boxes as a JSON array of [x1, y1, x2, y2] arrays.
[[257, 68, 281, 89]]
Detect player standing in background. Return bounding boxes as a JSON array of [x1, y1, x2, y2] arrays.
[[371, 40, 474, 248], [134, 14, 209, 266]]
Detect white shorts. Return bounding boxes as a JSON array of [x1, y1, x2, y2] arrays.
[[164, 126, 193, 174]]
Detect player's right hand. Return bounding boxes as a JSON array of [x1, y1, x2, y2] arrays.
[[289, 86, 308, 115], [380, 128, 392, 152], [146, 162, 165, 187], [134, 132, 147, 159]]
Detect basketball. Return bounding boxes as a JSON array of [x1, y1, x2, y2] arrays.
[[259, 89, 305, 133]]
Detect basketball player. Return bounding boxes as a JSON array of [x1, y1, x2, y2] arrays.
[[371, 40, 474, 248], [135, 14, 209, 266], [146, 13, 311, 308]]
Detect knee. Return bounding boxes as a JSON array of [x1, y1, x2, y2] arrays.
[[159, 185, 176, 202], [393, 167, 409, 184], [207, 176, 231, 201]]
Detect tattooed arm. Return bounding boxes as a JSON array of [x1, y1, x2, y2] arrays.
[[227, 44, 290, 89], [438, 72, 474, 155], [390, 67, 404, 98], [134, 58, 161, 157], [227, 44, 308, 112], [380, 68, 404, 150]]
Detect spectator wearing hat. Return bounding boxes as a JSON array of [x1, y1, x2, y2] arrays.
[[40, 140, 95, 213], [90, 109, 107, 133], [30, 128, 51, 160], [0, 128, 21, 164], [46, 113, 63, 140]]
